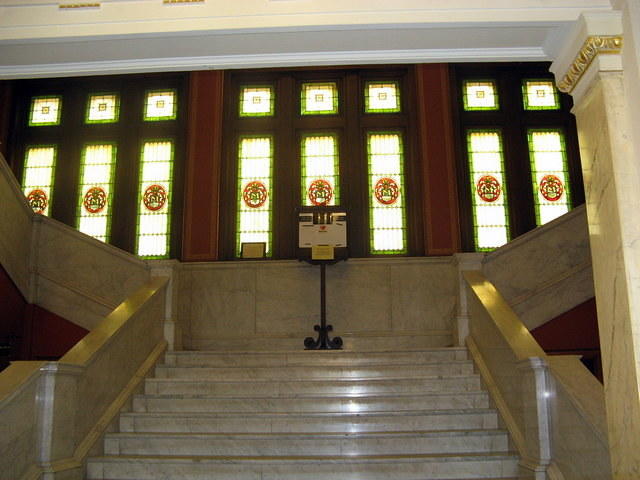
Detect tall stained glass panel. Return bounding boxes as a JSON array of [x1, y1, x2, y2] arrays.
[[367, 132, 407, 254], [29, 96, 62, 126], [237, 136, 273, 256], [136, 140, 174, 258], [467, 130, 510, 251], [76, 143, 117, 242], [528, 129, 571, 225], [22, 146, 57, 215], [463, 81, 499, 111], [301, 134, 340, 206]]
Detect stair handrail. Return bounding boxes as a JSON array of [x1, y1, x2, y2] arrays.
[[464, 270, 611, 480], [0, 276, 169, 480]]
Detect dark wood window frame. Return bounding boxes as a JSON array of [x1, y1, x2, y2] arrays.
[[450, 62, 585, 252], [8, 73, 188, 258], [220, 66, 423, 260]]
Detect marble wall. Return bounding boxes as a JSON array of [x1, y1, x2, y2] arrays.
[[0, 153, 34, 300], [178, 257, 457, 350], [482, 205, 594, 330]]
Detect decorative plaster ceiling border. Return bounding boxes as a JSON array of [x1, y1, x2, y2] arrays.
[[557, 35, 623, 92]]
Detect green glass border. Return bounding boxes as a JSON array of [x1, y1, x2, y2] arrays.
[[143, 89, 178, 121], [75, 142, 118, 243], [366, 131, 407, 255], [22, 144, 58, 216], [522, 79, 560, 111], [85, 92, 121, 124], [466, 128, 510, 252], [239, 85, 275, 117], [28, 95, 63, 126], [462, 80, 500, 111], [135, 139, 175, 259], [527, 128, 571, 226], [364, 81, 401, 113], [235, 134, 274, 257], [300, 82, 339, 115], [300, 132, 341, 206]]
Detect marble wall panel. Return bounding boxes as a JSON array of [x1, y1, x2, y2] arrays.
[[180, 258, 457, 349], [36, 218, 150, 309], [0, 153, 33, 297], [0, 365, 41, 480], [482, 206, 594, 328], [255, 263, 319, 335]]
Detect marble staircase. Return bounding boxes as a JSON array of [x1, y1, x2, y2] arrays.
[[86, 346, 519, 480]]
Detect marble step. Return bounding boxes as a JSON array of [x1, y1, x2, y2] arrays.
[[132, 391, 490, 413], [191, 333, 453, 352], [86, 453, 519, 480], [164, 348, 468, 367], [154, 361, 474, 380], [144, 375, 482, 396], [120, 409, 500, 434], [103, 430, 509, 456]]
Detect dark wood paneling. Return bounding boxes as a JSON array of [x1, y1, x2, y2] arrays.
[[182, 71, 224, 261], [0, 81, 13, 161], [415, 64, 461, 255]]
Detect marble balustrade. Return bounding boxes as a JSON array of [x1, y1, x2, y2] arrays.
[[465, 270, 612, 480], [482, 205, 594, 331], [0, 277, 168, 480]]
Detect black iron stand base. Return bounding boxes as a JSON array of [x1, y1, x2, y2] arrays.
[[304, 261, 343, 350], [304, 324, 343, 350]]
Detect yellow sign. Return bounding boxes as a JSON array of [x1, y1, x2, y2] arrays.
[[312, 245, 334, 260]]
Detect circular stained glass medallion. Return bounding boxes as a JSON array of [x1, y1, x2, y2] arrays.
[[539, 174, 564, 202], [143, 184, 168, 211], [476, 175, 501, 203], [83, 186, 108, 214], [374, 177, 400, 205], [27, 189, 48, 214], [243, 181, 268, 208], [308, 179, 333, 206]]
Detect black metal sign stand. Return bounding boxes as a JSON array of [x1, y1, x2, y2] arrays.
[[304, 260, 343, 350]]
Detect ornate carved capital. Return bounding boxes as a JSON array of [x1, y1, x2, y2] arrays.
[[558, 36, 623, 93]]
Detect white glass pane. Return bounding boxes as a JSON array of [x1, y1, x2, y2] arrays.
[[144, 91, 176, 120], [366, 82, 400, 112], [87, 94, 119, 122], [477, 226, 509, 250], [301, 83, 338, 114], [464, 82, 498, 110], [524, 80, 559, 109], [373, 229, 404, 252], [240, 87, 273, 116], [30, 97, 61, 125], [137, 235, 167, 257]]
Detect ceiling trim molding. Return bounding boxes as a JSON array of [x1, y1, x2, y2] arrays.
[[0, 46, 548, 79], [557, 35, 623, 92]]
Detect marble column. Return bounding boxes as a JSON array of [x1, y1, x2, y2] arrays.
[[551, 11, 640, 478]]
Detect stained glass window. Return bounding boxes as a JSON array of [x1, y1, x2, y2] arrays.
[[86, 93, 120, 123], [301, 83, 338, 115], [76, 143, 117, 242], [29, 96, 62, 126], [136, 140, 174, 258], [367, 132, 407, 254], [522, 80, 560, 110], [365, 81, 401, 113], [467, 130, 510, 251], [237, 136, 273, 256], [301, 134, 340, 207], [463, 81, 499, 111], [528, 129, 571, 225], [22, 146, 57, 215], [240, 86, 274, 117], [143, 90, 177, 121]]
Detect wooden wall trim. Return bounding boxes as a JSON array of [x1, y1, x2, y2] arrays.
[[182, 71, 224, 261], [415, 64, 461, 255]]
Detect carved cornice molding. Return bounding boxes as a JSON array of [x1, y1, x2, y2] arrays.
[[558, 35, 623, 93]]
